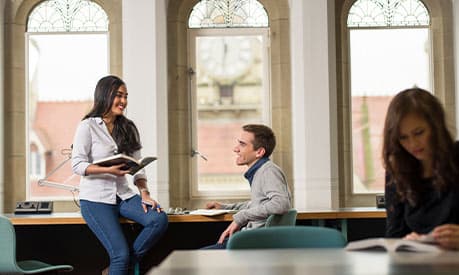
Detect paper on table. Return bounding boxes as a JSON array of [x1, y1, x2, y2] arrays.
[[188, 209, 238, 216]]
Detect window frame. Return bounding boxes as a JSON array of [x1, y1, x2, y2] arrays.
[[167, 0, 292, 210], [337, 0, 455, 207], [348, 25, 432, 195], [2, 0, 122, 213], [187, 27, 271, 199], [24, 31, 110, 201], [28, 135, 45, 180]]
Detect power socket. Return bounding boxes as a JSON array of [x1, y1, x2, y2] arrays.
[[15, 201, 53, 214], [376, 194, 385, 208]]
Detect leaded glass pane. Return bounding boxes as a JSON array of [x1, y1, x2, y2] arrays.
[[27, 0, 108, 32], [347, 0, 429, 27], [189, 0, 268, 28]]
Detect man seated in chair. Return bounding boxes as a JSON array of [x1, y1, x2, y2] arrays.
[[203, 124, 292, 249]]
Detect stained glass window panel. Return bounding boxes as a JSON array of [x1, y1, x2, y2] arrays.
[[189, 0, 268, 28], [348, 0, 429, 27], [27, 0, 108, 32]]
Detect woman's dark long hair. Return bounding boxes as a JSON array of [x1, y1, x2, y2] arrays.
[[382, 88, 458, 206], [83, 75, 142, 156]]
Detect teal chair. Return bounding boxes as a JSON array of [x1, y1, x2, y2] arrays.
[[265, 209, 297, 227], [0, 215, 73, 274], [227, 226, 346, 249]]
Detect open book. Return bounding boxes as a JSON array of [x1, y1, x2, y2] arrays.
[[93, 154, 157, 175], [189, 209, 238, 216], [345, 238, 442, 253]]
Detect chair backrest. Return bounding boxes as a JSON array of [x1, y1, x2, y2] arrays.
[[265, 209, 297, 227], [0, 215, 21, 273], [227, 226, 346, 249]]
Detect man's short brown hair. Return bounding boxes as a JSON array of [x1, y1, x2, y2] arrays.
[[242, 124, 276, 158]]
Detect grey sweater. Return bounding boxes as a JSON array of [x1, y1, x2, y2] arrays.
[[221, 161, 292, 229]]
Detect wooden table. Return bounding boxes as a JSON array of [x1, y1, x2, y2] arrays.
[[297, 207, 386, 219], [296, 207, 386, 241], [4, 209, 387, 273], [147, 248, 459, 275], [6, 207, 386, 225], [5, 212, 235, 225]]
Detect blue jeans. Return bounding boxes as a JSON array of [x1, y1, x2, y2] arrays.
[[80, 195, 168, 275], [201, 238, 229, 249]]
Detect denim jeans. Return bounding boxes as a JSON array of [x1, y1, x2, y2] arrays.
[[80, 195, 168, 275], [201, 237, 229, 249]]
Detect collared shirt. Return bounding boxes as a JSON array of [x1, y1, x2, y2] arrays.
[[244, 157, 269, 185], [71, 117, 146, 204]]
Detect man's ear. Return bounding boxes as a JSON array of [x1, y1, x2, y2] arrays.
[[255, 147, 266, 158]]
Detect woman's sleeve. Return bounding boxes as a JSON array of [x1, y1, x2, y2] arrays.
[[71, 121, 92, 176], [132, 149, 147, 183], [385, 173, 409, 237]]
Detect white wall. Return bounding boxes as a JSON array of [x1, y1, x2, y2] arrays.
[[122, 0, 169, 207], [290, 0, 339, 209], [0, 0, 4, 213]]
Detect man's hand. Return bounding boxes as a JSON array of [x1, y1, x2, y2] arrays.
[[218, 221, 240, 244], [432, 224, 459, 250], [206, 201, 223, 209]]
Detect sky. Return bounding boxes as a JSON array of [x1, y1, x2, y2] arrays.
[[28, 33, 108, 101], [28, 28, 430, 101], [350, 28, 430, 96]]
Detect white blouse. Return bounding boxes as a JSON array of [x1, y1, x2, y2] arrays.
[[71, 117, 146, 204]]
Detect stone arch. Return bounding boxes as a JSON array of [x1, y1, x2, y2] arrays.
[[2, 0, 122, 212]]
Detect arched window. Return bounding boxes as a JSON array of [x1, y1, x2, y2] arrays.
[[188, 0, 268, 28], [26, 0, 109, 200], [185, 0, 272, 200], [346, 0, 430, 195]]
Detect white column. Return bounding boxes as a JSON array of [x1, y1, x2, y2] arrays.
[[0, 0, 5, 213], [290, 0, 339, 209], [122, 0, 169, 207]]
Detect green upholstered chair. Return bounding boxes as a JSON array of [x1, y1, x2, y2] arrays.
[[0, 215, 73, 274], [265, 209, 297, 227], [227, 226, 346, 249]]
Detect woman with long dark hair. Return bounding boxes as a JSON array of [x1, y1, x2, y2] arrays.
[[383, 87, 459, 250], [71, 75, 168, 274]]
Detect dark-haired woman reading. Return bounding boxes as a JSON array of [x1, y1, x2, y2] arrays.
[[383, 88, 459, 250], [71, 75, 168, 274]]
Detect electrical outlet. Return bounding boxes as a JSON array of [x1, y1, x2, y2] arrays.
[[15, 201, 53, 214]]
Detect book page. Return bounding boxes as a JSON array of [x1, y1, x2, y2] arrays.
[[140, 157, 157, 166], [189, 209, 237, 216], [93, 154, 139, 167], [128, 157, 157, 175], [93, 154, 157, 175], [345, 238, 442, 253], [395, 240, 441, 253], [345, 238, 388, 251]]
